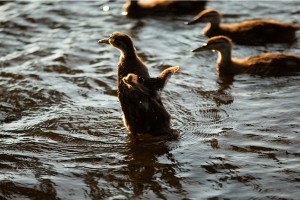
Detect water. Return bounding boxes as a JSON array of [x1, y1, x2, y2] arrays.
[[1, 1, 300, 199]]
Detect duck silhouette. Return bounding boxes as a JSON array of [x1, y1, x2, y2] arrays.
[[123, 0, 206, 18], [191, 35, 300, 76], [99, 32, 179, 137], [185, 9, 300, 45]]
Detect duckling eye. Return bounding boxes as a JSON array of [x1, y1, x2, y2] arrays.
[[112, 38, 122, 46]]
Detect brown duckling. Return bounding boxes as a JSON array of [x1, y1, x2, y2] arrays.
[[191, 35, 300, 76], [123, 0, 206, 18], [185, 9, 300, 45], [98, 32, 179, 137]]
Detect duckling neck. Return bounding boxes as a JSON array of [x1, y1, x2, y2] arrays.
[[208, 22, 220, 30], [119, 46, 137, 58], [117, 44, 150, 81], [204, 22, 221, 35], [118, 49, 139, 76], [124, 0, 140, 13], [217, 50, 232, 71]]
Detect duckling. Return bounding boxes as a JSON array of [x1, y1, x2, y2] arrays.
[[98, 32, 179, 137], [185, 9, 300, 45], [191, 35, 300, 76], [123, 0, 206, 18]]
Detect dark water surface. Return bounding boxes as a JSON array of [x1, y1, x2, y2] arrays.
[[1, 1, 300, 199]]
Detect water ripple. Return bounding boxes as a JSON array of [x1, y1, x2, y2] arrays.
[[1, 1, 300, 199]]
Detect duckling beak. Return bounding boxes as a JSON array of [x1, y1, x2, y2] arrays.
[[98, 38, 109, 44], [191, 44, 209, 52], [184, 20, 198, 25], [184, 15, 203, 25]]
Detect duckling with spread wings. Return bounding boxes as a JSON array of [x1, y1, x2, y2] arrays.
[[99, 32, 179, 137]]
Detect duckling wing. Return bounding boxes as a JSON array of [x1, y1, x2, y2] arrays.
[[245, 53, 300, 75], [228, 19, 299, 44], [156, 66, 180, 90], [122, 73, 163, 105], [139, 66, 179, 92], [122, 66, 179, 99], [118, 85, 171, 135]]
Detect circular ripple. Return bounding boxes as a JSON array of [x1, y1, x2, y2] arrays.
[[168, 91, 231, 142]]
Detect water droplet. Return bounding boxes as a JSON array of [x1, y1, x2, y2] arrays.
[[103, 6, 109, 12]]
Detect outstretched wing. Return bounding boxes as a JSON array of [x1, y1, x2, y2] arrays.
[[122, 66, 180, 97]]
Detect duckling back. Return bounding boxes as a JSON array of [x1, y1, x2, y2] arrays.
[[241, 53, 300, 76], [123, 0, 207, 18], [224, 19, 300, 45]]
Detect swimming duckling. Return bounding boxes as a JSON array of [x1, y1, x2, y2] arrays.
[[191, 35, 300, 76], [123, 0, 206, 18], [98, 32, 179, 137], [185, 9, 300, 45]]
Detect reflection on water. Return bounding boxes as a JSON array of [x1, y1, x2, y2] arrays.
[[1, 1, 300, 199], [122, 140, 182, 198]]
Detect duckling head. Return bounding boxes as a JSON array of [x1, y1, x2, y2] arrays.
[[122, 73, 138, 89], [191, 35, 232, 53], [185, 9, 221, 25], [98, 32, 136, 56]]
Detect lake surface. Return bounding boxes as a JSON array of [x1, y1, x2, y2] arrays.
[[1, 1, 300, 199]]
